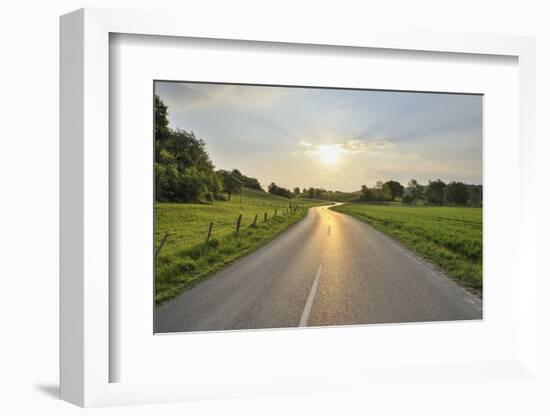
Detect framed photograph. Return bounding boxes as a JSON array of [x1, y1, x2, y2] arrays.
[[152, 81, 483, 334], [60, 8, 537, 407]]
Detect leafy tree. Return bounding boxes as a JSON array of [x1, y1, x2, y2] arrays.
[[154, 95, 223, 202], [360, 184, 374, 201], [165, 130, 221, 202], [293, 187, 301, 196], [375, 181, 384, 201], [268, 182, 294, 198], [382, 180, 404, 201], [219, 170, 243, 201], [408, 179, 420, 205], [426, 179, 446, 205], [444, 181, 469, 205], [307, 187, 315, 198], [155, 95, 170, 145], [242, 176, 263, 191], [228, 169, 263, 191]]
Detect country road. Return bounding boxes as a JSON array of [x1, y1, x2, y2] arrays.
[[155, 204, 482, 333]]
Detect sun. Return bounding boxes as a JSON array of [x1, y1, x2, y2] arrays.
[[319, 145, 341, 165]]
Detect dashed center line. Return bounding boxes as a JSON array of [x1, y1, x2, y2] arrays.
[[299, 264, 323, 327]]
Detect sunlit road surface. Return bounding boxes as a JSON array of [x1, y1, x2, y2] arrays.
[[155, 204, 482, 333]]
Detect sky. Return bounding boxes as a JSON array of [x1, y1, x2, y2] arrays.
[[155, 81, 482, 192]]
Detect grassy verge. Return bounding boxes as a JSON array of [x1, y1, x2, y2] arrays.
[[155, 188, 324, 304], [331, 204, 482, 294]]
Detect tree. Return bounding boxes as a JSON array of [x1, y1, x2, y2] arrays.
[[408, 179, 420, 204], [375, 181, 384, 200], [307, 187, 315, 198], [155, 95, 170, 146], [468, 185, 482, 206], [293, 187, 301, 196], [227, 169, 263, 191], [382, 180, 404, 201], [444, 181, 469, 205], [268, 182, 293, 198], [360, 184, 374, 201], [154, 95, 221, 203], [219, 170, 242, 201], [426, 179, 446, 205], [243, 176, 263, 190]]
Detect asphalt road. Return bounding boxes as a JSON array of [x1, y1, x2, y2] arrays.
[[155, 205, 482, 333]]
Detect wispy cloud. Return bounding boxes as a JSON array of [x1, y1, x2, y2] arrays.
[[292, 139, 394, 156], [340, 139, 394, 153]]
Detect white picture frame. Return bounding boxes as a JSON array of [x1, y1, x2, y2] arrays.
[[60, 7, 537, 408]]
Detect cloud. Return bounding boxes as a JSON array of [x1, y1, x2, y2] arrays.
[[292, 139, 394, 156], [340, 139, 394, 153]]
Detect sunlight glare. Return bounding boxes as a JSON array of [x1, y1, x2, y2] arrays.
[[319, 145, 341, 165]]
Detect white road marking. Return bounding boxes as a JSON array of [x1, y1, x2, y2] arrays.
[[299, 264, 323, 327]]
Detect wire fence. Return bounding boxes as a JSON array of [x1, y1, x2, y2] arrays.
[[155, 203, 302, 258]]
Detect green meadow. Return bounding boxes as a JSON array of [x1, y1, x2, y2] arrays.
[[331, 204, 482, 293], [155, 188, 324, 304]]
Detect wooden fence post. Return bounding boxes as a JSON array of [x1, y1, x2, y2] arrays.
[[206, 222, 213, 242], [275, 209, 278, 217], [252, 214, 258, 227], [155, 232, 169, 260], [264, 212, 267, 222], [236, 214, 242, 233]]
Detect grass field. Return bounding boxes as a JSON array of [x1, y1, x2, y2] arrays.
[[331, 204, 482, 293], [155, 188, 325, 304]]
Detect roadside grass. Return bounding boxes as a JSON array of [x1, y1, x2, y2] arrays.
[[155, 188, 325, 304], [331, 204, 482, 294]]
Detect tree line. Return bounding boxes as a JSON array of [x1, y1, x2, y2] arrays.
[[288, 180, 482, 206], [359, 179, 482, 206]]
